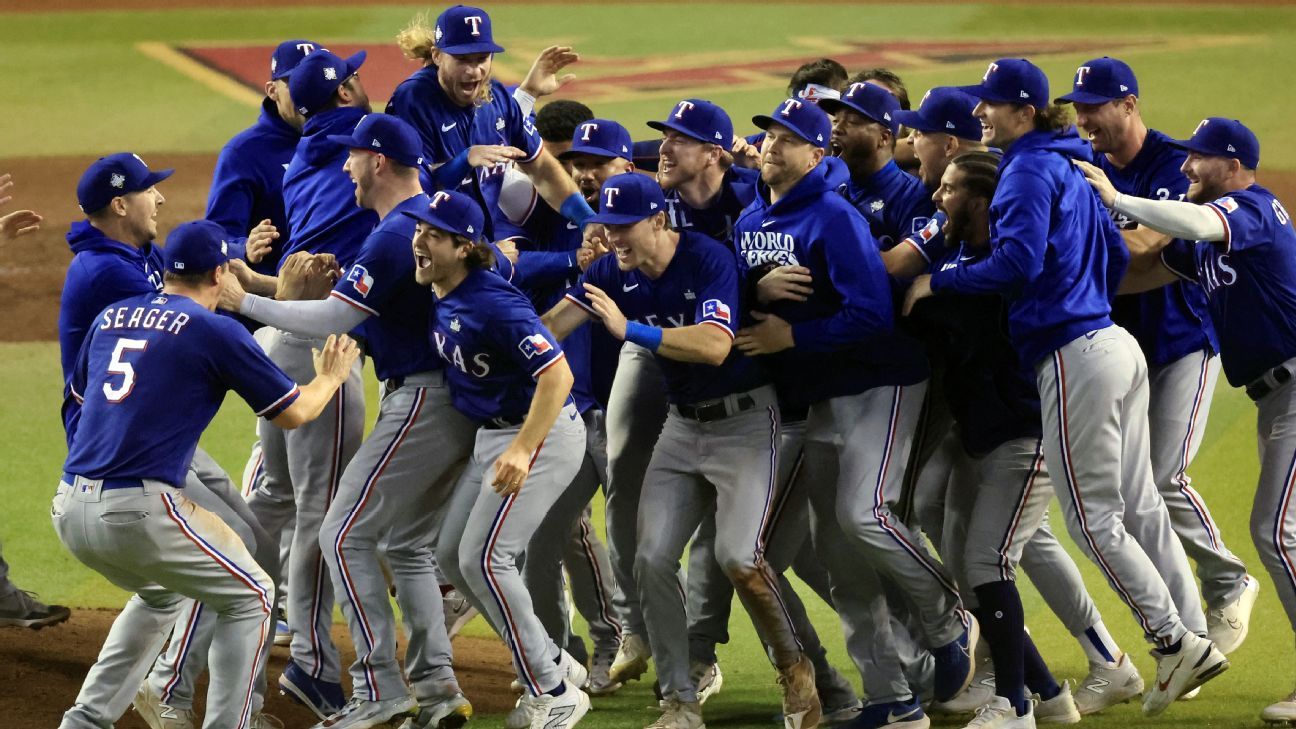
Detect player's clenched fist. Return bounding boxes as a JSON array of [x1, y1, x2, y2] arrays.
[[245, 218, 279, 264], [492, 442, 534, 496], [578, 224, 609, 271], [312, 334, 360, 384]]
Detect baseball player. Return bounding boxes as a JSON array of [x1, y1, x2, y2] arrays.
[[498, 110, 629, 694], [1074, 116, 1296, 726], [906, 151, 1083, 728], [821, 82, 933, 250], [54, 220, 358, 729], [542, 172, 820, 729], [388, 5, 594, 241], [1059, 57, 1257, 656], [905, 58, 1225, 717], [733, 98, 969, 729], [221, 114, 480, 729], [243, 47, 374, 720], [410, 190, 592, 729]]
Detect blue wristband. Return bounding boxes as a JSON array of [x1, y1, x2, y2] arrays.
[[624, 321, 663, 352], [559, 192, 596, 226], [433, 149, 471, 190]]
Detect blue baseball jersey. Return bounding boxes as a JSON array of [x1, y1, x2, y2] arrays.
[[386, 71, 542, 239], [664, 166, 758, 244], [907, 244, 1041, 456], [1098, 129, 1217, 367], [64, 293, 300, 486], [567, 230, 766, 405], [931, 129, 1126, 368], [502, 197, 603, 412], [733, 163, 928, 408], [280, 106, 379, 270], [207, 98, 300, 275], [899, 212, 949, 265], [1161, 185, 1296, 387], [431, 268, 567, 424], [329, 193, 442, 382], [838, 159, 935, 251]]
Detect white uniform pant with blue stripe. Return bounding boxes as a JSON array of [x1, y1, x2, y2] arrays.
[[1250, 357, 1296, 631], [635, 387, 802, 704], [1148, 349, 1247, 608], [1036, 326, 1203, 647], [319, 372, 477, 703], [437, 405, 586, 696], [53, 478, 272, 729]]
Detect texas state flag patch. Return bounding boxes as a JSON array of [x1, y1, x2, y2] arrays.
[[702, 298, 731, 324], [346, 265, 374, 297], [518, 333, 553, 359], [1215, 196, 1239, 214]]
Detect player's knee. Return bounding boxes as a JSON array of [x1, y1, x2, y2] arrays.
[[633, 543, 675, 581]]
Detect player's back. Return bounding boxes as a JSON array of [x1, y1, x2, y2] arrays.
[[65, 293, 299, 486]]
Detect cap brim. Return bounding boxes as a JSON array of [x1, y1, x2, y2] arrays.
[[403, 209, 471, 237], [1166, 138, 1212, 156], [646, 119, 711, 144], [752, 115, 819, 146], [1055, 90, 1123, 105], [891, 109, 936, 132], [816, 98, 847, 116], [438, 42, 505, 55], [558, 144, 624, 161], [324, 133, 361, 148], [344, 50, 367, 74], [954, 83, 1018, 104], [142, 169, 174, 188], [586, 211, 652, 226]]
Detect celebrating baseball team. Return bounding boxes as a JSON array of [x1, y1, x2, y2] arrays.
[[22, 3, 1296, 729]]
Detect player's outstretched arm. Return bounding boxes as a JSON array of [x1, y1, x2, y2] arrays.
[[271, 334, 359, 429], [583, 282, 732, 365], [1073, 159, 1226, 242], [541, 298, 593, 341], [492, 356, 574, 496]]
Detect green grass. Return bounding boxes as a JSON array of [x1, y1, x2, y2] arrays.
[[4, 2, 1296, 726]]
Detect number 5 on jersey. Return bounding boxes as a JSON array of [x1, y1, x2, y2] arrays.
[[104, 338, 148, 403]]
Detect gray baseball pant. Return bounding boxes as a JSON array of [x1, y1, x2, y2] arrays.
[[603, 343, 669, 639], [525, 408, 623, 660], [1249, 356, 1296, 631], [636, 387, 803, 704], [318, 372, 476, 703], [54, 476, 273, 729], [1036, 326, 1202, 648], [248, 329, 364, 683], [438, 404, 587, 696], [1148, 349, 1247, 608]]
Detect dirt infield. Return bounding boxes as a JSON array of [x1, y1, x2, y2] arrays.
[[0, 608, 516, 727], [5, 153, 1296, 344]]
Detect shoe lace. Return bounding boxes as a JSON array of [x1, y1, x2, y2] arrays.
[[967, 702, 1005, 727], [332, 697, 364, 718]]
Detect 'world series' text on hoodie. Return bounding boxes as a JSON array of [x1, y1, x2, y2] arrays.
[[931, 128, 1128, 368], [280, 105, 379, 270], [734, 162, 928, 408]]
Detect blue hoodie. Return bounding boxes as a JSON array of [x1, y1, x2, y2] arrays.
[[206, 98, 300, 275], [734, 162, 928, 408], [280, 106, 378, 270], [931, 128, 1127, 368]]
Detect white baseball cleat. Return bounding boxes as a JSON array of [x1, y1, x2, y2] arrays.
[[690, 661, 724, 705], [962, 696, 1036, 728], [609, 633, 652, 684], [312, 695, 418, 729], [933, 668, 996, 715], [1179, 686, 1201, 701], [133, 682, 196, 729], [1032, 680, 1080, 724], [1207, 574, 1259, 655], [1141, 632, 1228, 716], [646, 697, 705, 729], [526, 680, 590, 729], [1262, 687, 1296, 725], [561, 648, 590, 690], [1074, 653, 1143, 715], [506, 693, 539, 729]]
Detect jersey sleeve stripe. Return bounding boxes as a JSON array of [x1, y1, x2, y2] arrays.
[[329, 290, 379, 317], [903, 237, 932, 263], [257, 385, 300, 419], [700, 319, 735, 340], [564, 292, 598, 315], [522, 138, 545, 165], [531, 351, 567, 378], [1205, 203, 1232, 251]]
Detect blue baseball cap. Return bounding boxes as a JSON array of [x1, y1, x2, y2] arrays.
[[163, 220, 231, 273], [402, 190, 486, 240], [1170, 117, 1261, 169], [560, 119, 633, 160], [326, 113, 425, 168], [958, 58, 1049, 107], [818, 81, 901, 135], [435, 5, 505, 55], [588, 173, 666, 225], [752, 98, 831, 149], [893, 87, 982, 142], [647, 99, 734, 146], [270, 39, 322, 81], [1056, 57, 1139, 105], [76, 153, 174, 214], [289, 48, 366, 118]]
